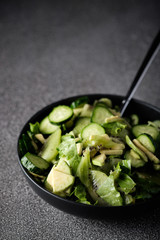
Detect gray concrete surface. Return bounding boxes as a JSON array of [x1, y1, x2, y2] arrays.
[[1, 1, 160, 239]]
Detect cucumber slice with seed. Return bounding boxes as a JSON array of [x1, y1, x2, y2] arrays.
[[21, 152, 50, 175], [39, 116, 60, 134], [81, 123, 105, 139], [126, 135, 148, 162], [132, 124, 159, 140], [91, 105, 113, 125], [49, 105, 73, 124], [73, 117, 90, 136], [137, 134, 155, 153]]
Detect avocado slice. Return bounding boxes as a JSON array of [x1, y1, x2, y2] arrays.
[[92, 154, 106, 167], [52, 169, 75, 193], [55, 158, 71, 175], [45, 167, 75, 194], [44, 166, 54, 192], [44, 158, 74, 195]]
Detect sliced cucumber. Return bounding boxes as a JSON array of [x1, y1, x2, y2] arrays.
[[39, 128, 61, 162], [126, 135, 148, 162], [91, 105, 113, 125], [39, 116, 60, 134], [19, 139, 27, 156], [81, 123, 105, 139], [124, 150, 145, 168], [137, 134, 155, 153], [73, 117, 90, 136], [21, 152, 50, 175], [130, 149, 140, 159], [19, 134, 35, 156], [49, 105, 73, 124], [132, 124, 159, 140], [133, 139, 160, 164]]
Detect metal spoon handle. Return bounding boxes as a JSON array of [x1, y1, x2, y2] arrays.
[[120, 30, 160, 116]]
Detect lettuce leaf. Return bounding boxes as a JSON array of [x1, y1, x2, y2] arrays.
[[91, 170, 123, 206], [118, 173, 136, 194], [103, 121, 128, 138], [97, 174, 123, 206], [73, 184, 91, 205], [119, 159, 131, 175], [57, 135, 81, 175], [111, 162, 121, 180]]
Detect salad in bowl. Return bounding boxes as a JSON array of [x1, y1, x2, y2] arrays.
[[18, 95, 160, 208]]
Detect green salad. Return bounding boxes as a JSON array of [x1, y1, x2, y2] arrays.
[[19, 97, 160, 206]]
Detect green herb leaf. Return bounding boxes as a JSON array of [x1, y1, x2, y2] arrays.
[[29, 122, 40, 134]]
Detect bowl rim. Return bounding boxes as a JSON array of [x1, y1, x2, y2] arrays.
[[17, 93, 160, 211]]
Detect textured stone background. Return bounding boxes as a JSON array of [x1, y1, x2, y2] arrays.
[[0, 1, 160, 239]]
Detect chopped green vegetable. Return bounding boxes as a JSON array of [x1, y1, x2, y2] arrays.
[[76, 148, 91, 187], [21, 152, 50, 175], [91, 104, 113, 124], [73, 184, 91, 205], [49, 105, 73, 124], [125, 150, 145, 168], [118, 173, 136, 194], [91, 170, 123, 206], [58, 135, 81, 175], [39, 128, 61, 162], [81, 123, 105, 139], [29, 122, 40, 134], [19, 97, 160, 206], [103, 121, 129, 141], [39, 116, 60, 134], [126, 135, 148, 162]]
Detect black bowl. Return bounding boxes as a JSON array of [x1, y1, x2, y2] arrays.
[[17, 94, 160, 219]]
